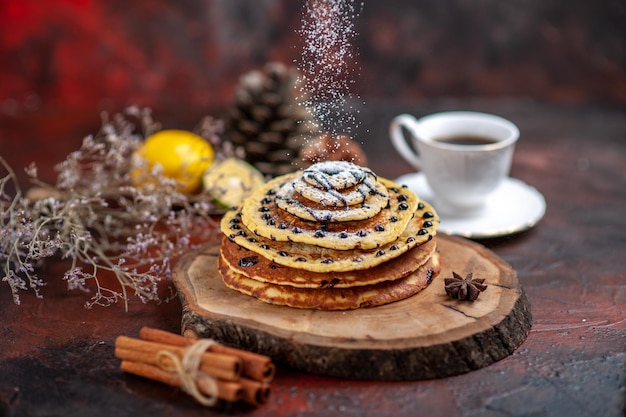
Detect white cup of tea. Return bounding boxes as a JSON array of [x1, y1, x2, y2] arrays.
[[389, 111, 519, 213]]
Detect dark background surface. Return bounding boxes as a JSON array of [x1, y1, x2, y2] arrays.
[[1, 0, 625, 110], [1, 0, 625, 181], [0, 1, 625, 417], [1, 100, 625, 417]]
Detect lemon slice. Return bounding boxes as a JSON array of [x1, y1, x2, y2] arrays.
[[203, 158, 265, 208], [131, 129, 214, 194]]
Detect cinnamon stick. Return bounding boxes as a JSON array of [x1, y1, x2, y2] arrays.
[[139, 327, 275, 382], [115, 336, 242, 381], [239, 377, 271, 406], [120, 360, 243, 403], [114, 347, 235, 383]]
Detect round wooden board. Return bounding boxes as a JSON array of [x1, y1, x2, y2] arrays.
[[173, 235, 532, 381]]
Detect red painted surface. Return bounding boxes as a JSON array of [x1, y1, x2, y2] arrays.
[[0, 0, 623, 181], [1, 0, 624, 119]]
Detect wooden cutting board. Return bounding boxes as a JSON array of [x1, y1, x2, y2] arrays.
[[173, 235, 532, 381]]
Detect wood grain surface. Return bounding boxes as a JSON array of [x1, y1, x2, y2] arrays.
[[174, 235, 532, 380]]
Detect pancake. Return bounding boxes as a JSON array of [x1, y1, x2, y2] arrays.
[[276, 178, 390, 222], [218, 250, 441, 310], [292, 162, 385, 208], [300, 160, 375, 191], [221, 198, 439, 273], [217, 161, 442, 310], [241, 175, 419, 251], [220, 235, 438, 289]]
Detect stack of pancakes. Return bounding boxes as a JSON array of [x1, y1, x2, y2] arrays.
[[218, 161, 440, 310]]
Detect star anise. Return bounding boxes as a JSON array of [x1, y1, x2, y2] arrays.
[[444, 272, 488, 301]]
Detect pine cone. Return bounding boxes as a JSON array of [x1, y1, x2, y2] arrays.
[[226, 62, 318, 177], [299, 133, 368, 168]]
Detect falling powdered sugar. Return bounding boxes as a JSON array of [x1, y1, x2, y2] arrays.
[[296, 0, 364, 138]]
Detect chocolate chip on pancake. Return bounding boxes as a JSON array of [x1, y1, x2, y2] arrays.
[[220, 235, 438, 289], [217, 161, 442, 310], [218, 250, 441, 311], [276, 178, 389, 222], [293, 163, 385, 208], [300, 160, 374, 191], [241, 175, 418, 251], [221, 198, 438, 273]]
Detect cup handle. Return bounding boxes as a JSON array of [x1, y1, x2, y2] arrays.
[[389, 114, 423, 170]]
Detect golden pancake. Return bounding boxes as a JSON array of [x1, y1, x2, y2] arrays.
[[220, 235, 438, 289], [292, 163, 384, 207], [221, 199, 439, 273], [276, 178, 390, 222], [300, 161, 375, 191], [218, 250, 441, 310], [241, 176, 418, 251]]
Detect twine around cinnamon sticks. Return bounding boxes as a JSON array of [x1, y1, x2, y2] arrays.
[[114, 327, 275, 406]]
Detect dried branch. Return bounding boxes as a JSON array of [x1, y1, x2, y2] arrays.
[[1, 107, 222, 309]]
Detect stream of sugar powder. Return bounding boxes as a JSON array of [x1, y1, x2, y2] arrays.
[[297, 0, 364, 138]]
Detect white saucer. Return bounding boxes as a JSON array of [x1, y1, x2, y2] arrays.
[[395, 173, 546, 239]]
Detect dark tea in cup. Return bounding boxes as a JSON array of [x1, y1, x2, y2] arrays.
[[433, 135, 498, 146], [389, 111, 519, 210]]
